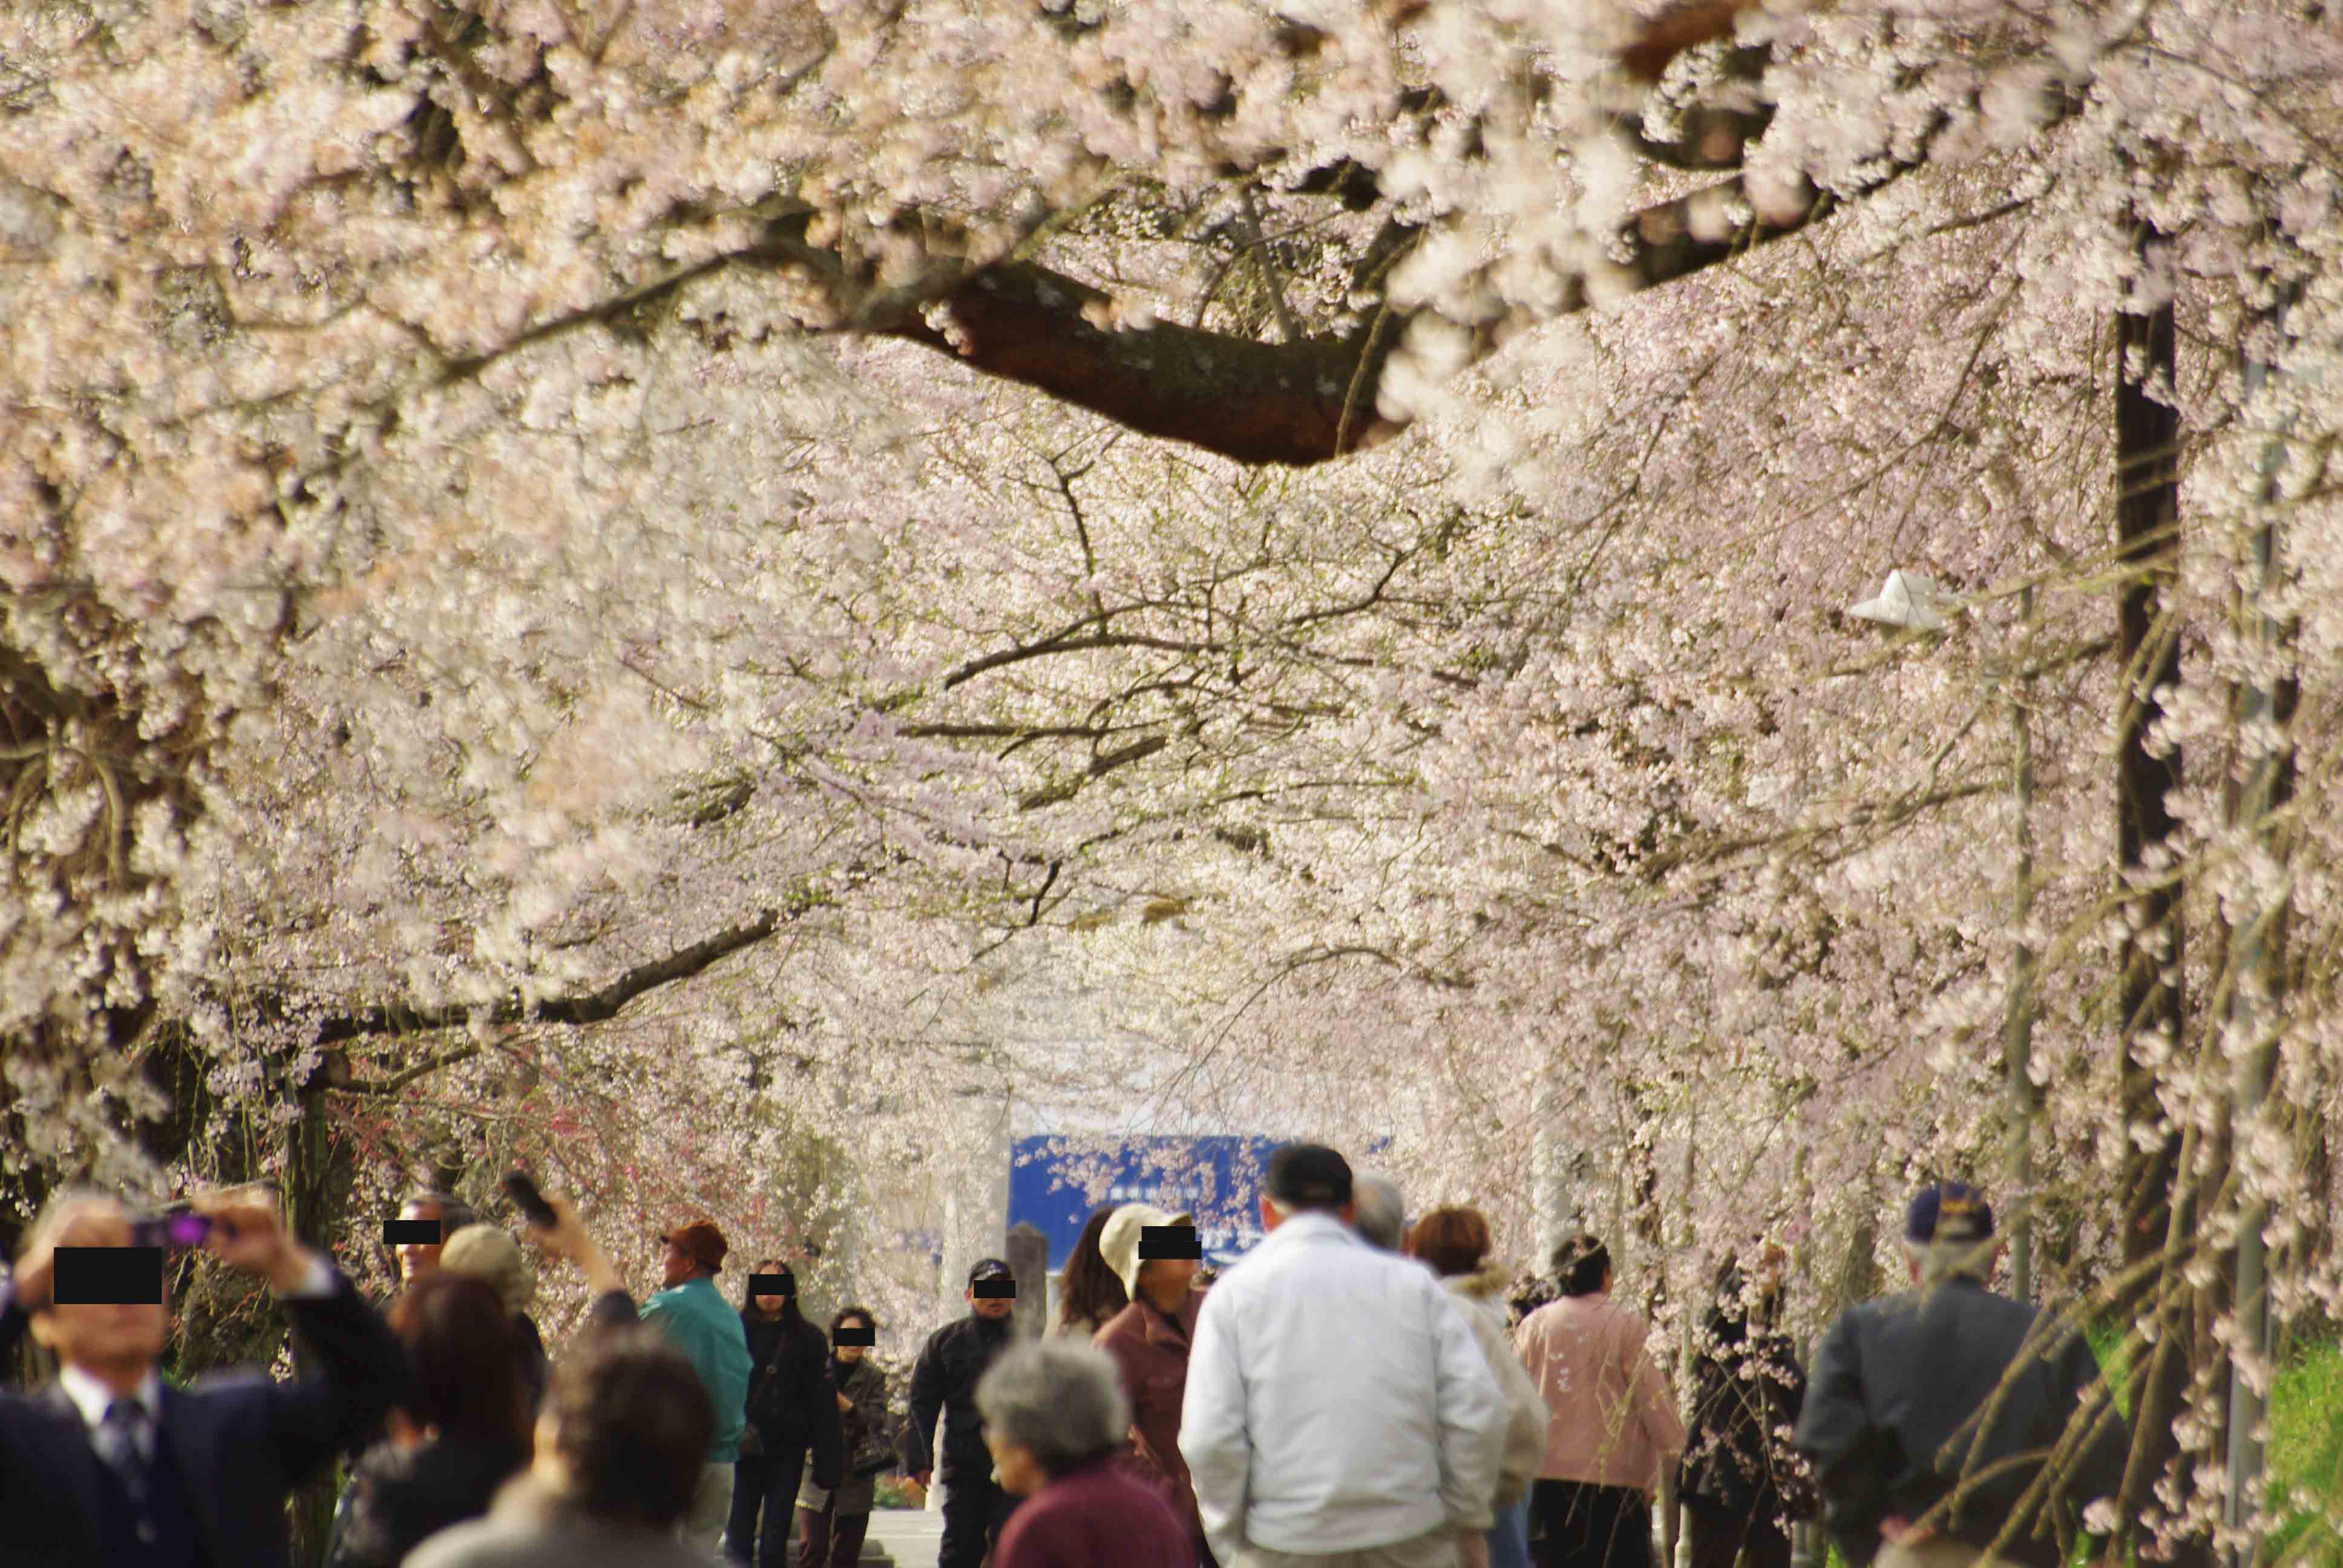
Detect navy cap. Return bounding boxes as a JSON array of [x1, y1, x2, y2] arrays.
[[1906, 1182, 1993, 1244], [968, 1257, 1012, 1284]]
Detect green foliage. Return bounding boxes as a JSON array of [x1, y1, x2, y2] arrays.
[[871, 1473, 925, 1511], [2266, 1338, 2343, 1567], [2088, 1319, 2135, 1420]]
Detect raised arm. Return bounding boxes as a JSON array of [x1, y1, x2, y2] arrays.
[[194, 1189, 411, 1477]]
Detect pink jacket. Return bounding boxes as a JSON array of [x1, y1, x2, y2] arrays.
[[1513, 1292, 1686, 1489]]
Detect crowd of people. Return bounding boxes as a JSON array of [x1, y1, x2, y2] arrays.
[[0, 1146, 2135, 1568]]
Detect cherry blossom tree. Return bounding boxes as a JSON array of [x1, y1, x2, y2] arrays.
[[7, 1, 2343, 1557]]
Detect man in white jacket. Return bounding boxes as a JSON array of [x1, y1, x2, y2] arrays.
[[1179, 1144, 1509, 1568]]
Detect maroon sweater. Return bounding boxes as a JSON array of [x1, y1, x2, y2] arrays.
[[991, 1459, 1193, 1568]]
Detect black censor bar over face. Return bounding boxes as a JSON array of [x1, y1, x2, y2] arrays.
[[383, 1218, 444, 1245], [1138, 1225, 1203, 1259], [970, 1278, 1018, 1299], [54, 1246, 166, 1305], [833, 1324, 877, 1346], [750, 1272, 796, 1298]]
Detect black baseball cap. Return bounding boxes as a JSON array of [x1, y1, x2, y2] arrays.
[[1266, 1143, 1354, 1209], [1906, 1181, 1994, 1244], [968, 1257, 1012, 1284]]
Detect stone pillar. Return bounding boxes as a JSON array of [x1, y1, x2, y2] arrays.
[[1006, 1221, 1047, 1341]]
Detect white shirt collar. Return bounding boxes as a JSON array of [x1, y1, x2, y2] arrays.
[[1262, 1210, 1362, 1247], [57, 1361, 165, 1439]]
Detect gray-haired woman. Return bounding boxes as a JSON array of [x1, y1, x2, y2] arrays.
[[975, 1342, 1193, 1568]]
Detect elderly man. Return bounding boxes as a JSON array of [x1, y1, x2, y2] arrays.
[[1181, 1143, 1507, 1568], [626, 1217, 753, 1558], [1351, 1173, 1408, 1252], [0, 1187, 408, 1568], [1794, 1184, 2131, 1568]]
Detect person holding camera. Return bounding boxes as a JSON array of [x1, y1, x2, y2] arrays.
[[0, 1186, 408, 1568]]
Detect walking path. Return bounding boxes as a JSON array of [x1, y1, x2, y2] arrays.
[[865, 1505, 943, 1568]]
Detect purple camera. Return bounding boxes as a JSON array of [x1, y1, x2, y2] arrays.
[[129, 1207, 215, 1251]]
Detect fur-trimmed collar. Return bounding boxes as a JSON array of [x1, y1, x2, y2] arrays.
[[1441, 1260, 1515, 1300]]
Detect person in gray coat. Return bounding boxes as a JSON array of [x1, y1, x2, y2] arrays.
[[1792, 1183, 2131, 1568], [406, 1328, 719, 1568]]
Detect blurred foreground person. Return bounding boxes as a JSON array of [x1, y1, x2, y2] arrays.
[[1513, 1235, 1684, 1568], [407, 1328, 719, 1568], [1052, 1207, 1129, 1340], [978, 1340, 1191, 1568], [440, 1223, 550, 1411], [1181, 1143, 1507, 1568], [1679, 1256, 1809, 1568], [0, 1187, 406, 1568], [795, 1307, 894, 1568], [1794, 1184, 2131, 1568], [1092, 1204, 1210, 1563], [1405, 1207, 1551, 1568], [908, 1258, 1024, 1568], [729, 1256, 842, 1567], [327, 1273, 533, 1568]]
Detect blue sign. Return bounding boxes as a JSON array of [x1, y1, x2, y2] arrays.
[[1009, 1135, 1280, 1271]]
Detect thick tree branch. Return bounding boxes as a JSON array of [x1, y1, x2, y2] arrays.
[[315, 890, 833, 1062], [886, 73, 2068, 468], [887, 266, 1406, 467]]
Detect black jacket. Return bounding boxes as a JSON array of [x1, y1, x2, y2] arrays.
[[1683, 1330, 1810, 1520], [835, 1355, 895, 1476], [0, 1269, 408, 1568], [326, 1431, 527, 1568], [741, 1308, 844, 1488], [514, 1313, 549, 1413], [905, 1312, 1014, 1481], [1793, 1278, 2130, 1568]]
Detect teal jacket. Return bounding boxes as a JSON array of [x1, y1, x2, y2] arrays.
[[641, 1275, 753, 1462]]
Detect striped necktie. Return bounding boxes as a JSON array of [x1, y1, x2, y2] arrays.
[[97, 1397, 161, 1545]]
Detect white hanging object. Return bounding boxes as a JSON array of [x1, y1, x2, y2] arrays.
[[1849, 569, 1949, 632]]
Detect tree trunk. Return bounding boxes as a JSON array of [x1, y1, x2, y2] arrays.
[[2114, 275, 2186, 1267], [2109, 229, 2207, 1564], [284, 1080, 362, 1567]]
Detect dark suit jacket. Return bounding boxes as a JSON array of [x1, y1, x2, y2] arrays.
[[0, 1267, 408, 1568], [1793, 1278, 2130, 1568]]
